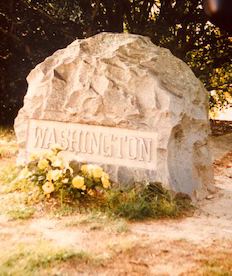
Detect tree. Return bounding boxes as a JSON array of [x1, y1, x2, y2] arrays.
[[0, 0, 231, 125], [0, 0, 85, 125]]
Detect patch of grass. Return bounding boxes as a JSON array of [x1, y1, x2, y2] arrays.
[[113, 218, 131, 233], [0, 165, 42, 208], [65, 212, 130, 233], [52, 203, 82, 217], [0, 147, 14, 159], [0, 127, 18, 159], [102, 182, 193, 220], [37, 182, 192, 222], [6, 206, 36, 220], [0, 165, 40, 217], [0, 126, 15, 142], [0, 193, 27, 214], [0, 166, 32, 197], [0, 165, 22, 193], [0, 243, 100, 276], [0, 143, 18, 159], [1, 162, 192, 222], [200, 251, 232, 275]]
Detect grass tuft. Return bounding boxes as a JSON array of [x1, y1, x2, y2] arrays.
[[102, 182, 193, 220], [0, 127, 18, 159], [65, 212, 130, 233], [0, 243, 99, 276], [0, 165, 23, 193], [6, 206, 36, 221], [0, 127, 15, 142]]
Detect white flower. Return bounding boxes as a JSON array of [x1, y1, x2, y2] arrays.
[[38, 159, 49, 170], [46, 169, 63, 181], [51, 156, 64, 168]]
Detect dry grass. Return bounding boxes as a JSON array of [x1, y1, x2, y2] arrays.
[[0, 125, 231, 275], [0, 127, 18, 159], [0, 242, 101, 276]]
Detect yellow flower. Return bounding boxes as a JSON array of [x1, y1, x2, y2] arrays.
[[19, 167, 32, 179], [81, 165, 88, 175], [88, 189, 94, 196], [85, 164, 103, 178], [46, 170, 52, 181], [46, 169, 63, 181], [42, 181, 55, 194], [101, 172, 110, 189], [72, 175, 85, 190], [92, 166, 103, 178], [29, 154, 38, 161], [102, 178, 110, 189], [102, 172, 109, 180], [38, 159, 49, 170]]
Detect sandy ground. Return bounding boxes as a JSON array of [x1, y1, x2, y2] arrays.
[[0, 134, 232, 275]]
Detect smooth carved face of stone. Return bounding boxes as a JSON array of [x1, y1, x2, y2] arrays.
[[27, 119, 157, 170], [14, 32, 214, 199]]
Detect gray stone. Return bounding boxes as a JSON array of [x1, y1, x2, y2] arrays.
[[14, 32, 214, 199]]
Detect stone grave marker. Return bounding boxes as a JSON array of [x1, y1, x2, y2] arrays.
[[14, 32, 214, 199]]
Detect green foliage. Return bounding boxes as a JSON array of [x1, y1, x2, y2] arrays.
[[0, 165, 38, 202], [0, 0, 231, 125], [1, 156, 192, 221], [0, 148, 12, 159], [17, 145, 111, 203], [6, 206, 35, 220], [0, 127, 18, 159], [103, 182, 192, 220], [0, 142, 192, 222], [54, 204, 80, 217], [0, 127, 15, 142], [0, 243, 97, 276], [0, 165, 20, 192], [0, 0, 86, 125]]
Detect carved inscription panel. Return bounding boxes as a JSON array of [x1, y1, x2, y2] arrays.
[[27, 119, 157, 170]]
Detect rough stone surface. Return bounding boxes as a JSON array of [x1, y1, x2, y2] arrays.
[[14, 32, 214, 199]]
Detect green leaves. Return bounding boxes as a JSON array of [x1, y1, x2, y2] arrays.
[[103, 182, 193, 220], [1, 0, 230, 125]]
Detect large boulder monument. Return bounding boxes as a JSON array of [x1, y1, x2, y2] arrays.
[[14, 32, 214, 199]]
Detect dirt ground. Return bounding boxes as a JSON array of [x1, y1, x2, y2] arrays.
[[0, 124, 232, 275]]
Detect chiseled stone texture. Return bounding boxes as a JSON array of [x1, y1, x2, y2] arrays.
[[15, 32, 214, 199]]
